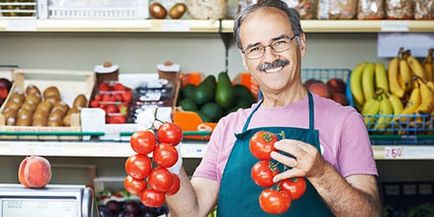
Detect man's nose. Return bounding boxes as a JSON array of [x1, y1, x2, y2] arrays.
[[262, 46, 278, 63]]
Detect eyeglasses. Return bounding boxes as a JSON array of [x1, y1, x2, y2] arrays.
[[242, 35, 298, 60]]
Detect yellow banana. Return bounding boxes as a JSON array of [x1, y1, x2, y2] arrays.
[[417, 80, 434, 114], [375, 63, 389, 94], [362, 63, 376, 101], [388, 58, 405, 98], [427, 81, 434, 92], [407, 55, 427, 80], [399, 58, 412, 92], [402, 87, 421, 115], [362, 98, 380, 128], [350, 62, 367, 107], [424, 49, 433, 82], [389, 94, 404, 115], [374, 95, 394, 130]]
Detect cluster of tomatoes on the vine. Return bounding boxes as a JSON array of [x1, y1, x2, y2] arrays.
[[249, 131, 307, 214], [124, 122, 183, 208]]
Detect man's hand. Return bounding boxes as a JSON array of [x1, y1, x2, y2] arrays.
[[270, 139, 326, 183], [270, 139, 381, 217]]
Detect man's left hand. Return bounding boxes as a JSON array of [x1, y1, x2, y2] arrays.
[[270, 139, 326, 183]]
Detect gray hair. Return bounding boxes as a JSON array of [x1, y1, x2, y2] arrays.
[[234, 0, 304, 50]]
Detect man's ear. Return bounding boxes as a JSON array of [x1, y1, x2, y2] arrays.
[[298, 33, 307, 57]]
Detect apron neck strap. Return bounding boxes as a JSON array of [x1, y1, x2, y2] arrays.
[[308, 91, 315, 130], [241, 91, 315, 133]]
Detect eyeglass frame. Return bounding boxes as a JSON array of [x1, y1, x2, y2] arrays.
[[241, 34, 299, 60]]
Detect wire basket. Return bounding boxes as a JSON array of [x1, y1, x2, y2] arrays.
[[301, 68, 433, 143]]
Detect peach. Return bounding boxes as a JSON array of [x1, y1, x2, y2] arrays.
[[307, 82, 331, 99], [327, 78, 346, 94], [18, 156, 52, 188], [332, 92, 349, 106], [304, 79, 322, 89]]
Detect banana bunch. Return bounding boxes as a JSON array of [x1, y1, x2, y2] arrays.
[[350, 48, 434, 133], [350, 62, 389, 109]]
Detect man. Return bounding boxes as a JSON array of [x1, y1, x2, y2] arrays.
[[166, 0, 381, 216]]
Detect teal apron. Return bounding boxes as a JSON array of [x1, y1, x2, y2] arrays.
[[217, 92, 333, 216]]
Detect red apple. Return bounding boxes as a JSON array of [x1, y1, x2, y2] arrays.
[[307, 82, 331, 99], [332, 92, 349, 106], [327, 78, 346, 94]]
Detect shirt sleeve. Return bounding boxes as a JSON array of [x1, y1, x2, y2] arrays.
[[192, 118, 226, 181], [338, 111, 378, 178]]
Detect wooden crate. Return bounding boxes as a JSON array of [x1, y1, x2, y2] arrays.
[[0, 68, 96, 140]]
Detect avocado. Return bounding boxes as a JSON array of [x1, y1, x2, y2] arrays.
[[193, 75, 216, 106], [215, 72, 236, 110], [198, 112, 214, 122], [178, 98, 198, 112], [199, 102, 223, 122], [234, 84, 255, 106], [181, 84, 196, 100]]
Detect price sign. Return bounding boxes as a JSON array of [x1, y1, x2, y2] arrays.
[[384, 146, 403, 159]]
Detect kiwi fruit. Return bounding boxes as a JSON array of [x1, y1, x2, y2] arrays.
[[5, 101, 21, 111], [73, 94, 88, 110], [25, 94, 42, 105], [3, 109, 17, 126], [21, 102, 37, 112], [36, 101, 54, 114], [25, 85, 41, 96], [10, 92, 25, 105], [45, 95, 61, 105], [52, 102, 69, 115], [43, 86, 60, 99]]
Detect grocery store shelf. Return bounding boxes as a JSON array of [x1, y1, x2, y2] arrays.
[[0, 140, 433, 160], [0, 19, 433, 33], [0, 140, 207, 158]]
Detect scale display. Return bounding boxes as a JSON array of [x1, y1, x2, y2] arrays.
[[2, 199, 77, 217]]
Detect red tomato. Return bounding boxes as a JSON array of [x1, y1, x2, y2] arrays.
[[148, 167, 174, 192], [279, 177, 307, 200], [166, 174, 180, 196], [259, 189, 292, 214], [113, 83, 127, 91], [98, 83, 110, 92], [130, 130, 156, 155], [153, 143, 178, 168], [140, 188, 165, 208], [122, 91, 133, 104], [251, 161, 279, 188], [157, 123, 183, 146], [125, 154, 152, 180], [124, 175, 146, 195], [249, 131, 278, 160]]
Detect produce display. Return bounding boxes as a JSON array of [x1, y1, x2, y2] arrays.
[[0, 78, 12, 106], [305, 77, 349, 106], [124, 122, 182, 208], [0, 0, 36, 17], [18, 155, 51, 189], [98, 199, 168, 217], [177, 72, 255, 122], [90, 82, 133, 124], [350, 48, 434, 131], [249, 131, 306, 214], [2, 85, 87, 127]]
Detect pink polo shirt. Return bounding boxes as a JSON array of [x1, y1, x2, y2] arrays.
[[193, 94, 378, 183]]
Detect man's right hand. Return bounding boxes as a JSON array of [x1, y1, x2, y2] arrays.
[[165, 168, 219, 217]]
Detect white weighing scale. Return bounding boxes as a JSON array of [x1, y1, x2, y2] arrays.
[[0, 184, 96, 217]]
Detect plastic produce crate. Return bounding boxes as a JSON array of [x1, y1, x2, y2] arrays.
[[37, 0, 148, 19]]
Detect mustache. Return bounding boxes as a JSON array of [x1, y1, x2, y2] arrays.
[[257, 59, 290, 72]]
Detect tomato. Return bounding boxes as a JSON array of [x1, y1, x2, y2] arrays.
[[166, 174, 180, 196], [157, 123, 183, 146], [125, 154, 152, 180], [251, 161, 279, 188], [148, 167, 174, 192], [124, 175, 146, 195], [154, 143, 178, 168], [249, 131, 278, 160], [279, 177, 307, 200], [140, 188, 165, 208], [259, 189, 291, 214], [130, 130, 156, 155]]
